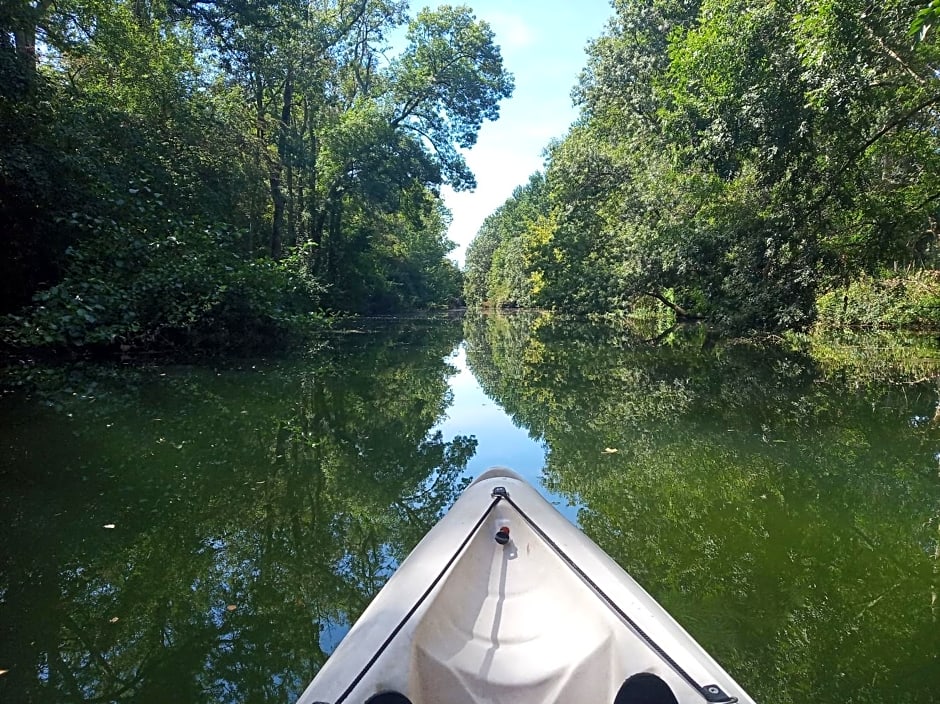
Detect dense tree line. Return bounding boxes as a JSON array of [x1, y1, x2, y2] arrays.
[[464, 171, 547, 309], [464, 0, 940, 332], [1, 1, 512, 352]]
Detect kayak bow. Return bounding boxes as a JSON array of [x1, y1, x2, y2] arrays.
[[296, 467, 757, 704]]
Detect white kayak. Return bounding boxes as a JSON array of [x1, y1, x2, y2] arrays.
[[296, 467, 757, 704]]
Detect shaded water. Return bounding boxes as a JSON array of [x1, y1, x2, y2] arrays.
[[2, 313, 939, 703]]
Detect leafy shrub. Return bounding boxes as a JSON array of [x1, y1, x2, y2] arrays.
[[2, 190, 325, 354], [815, 271, 940, 330]]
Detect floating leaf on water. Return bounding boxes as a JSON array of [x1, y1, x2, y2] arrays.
[[103, 524, 116, 529], [109, 617, 119, 623], [0, 669, 8, 676], [602, 447, 618, 454], [226, 604, 237, 611]]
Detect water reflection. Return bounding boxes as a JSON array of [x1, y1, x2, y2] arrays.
[[463, 312, 940, 703], [2, 314, 940, 704], [0, 319, 475, 703], [434, 345, 549, 502]]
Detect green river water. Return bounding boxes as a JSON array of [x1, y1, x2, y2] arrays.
[[2, 313, 939, 703]]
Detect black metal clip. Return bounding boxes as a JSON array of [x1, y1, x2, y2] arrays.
[[491, 486, 509, 500]]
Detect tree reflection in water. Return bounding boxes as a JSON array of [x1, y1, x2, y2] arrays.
[[4, 313, 940, 703], [0, 318, 475, 703], [464, 312, 940, 704]]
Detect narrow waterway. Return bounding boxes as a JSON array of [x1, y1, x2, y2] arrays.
[[1, 314, 939, 703]]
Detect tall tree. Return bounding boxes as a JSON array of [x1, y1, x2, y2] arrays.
[[503, 0, 940, 331], [386, 4, 514, 190], [2, 1, 510, 351], [308, 3, 513, 307], [463, 172, 547, 308]]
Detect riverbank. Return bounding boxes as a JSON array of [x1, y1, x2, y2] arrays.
[[815, 270, 940, 331]]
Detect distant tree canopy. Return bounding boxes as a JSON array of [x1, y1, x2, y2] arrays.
[[464, 172, 548, 308], [464, 0, 940, 332], [1, 1, 512, 352]]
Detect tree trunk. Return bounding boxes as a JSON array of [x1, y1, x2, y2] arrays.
[[12, 1, 52, 85], [328, 205, 342, 283], [312, 181, 340, 257], [644, 291, 700, 320], [306, 98, 321, 250], [12, 26, 37, 75], [286, 160, 295, 249], [269, 173, 285, 260], [270, 65, 294, 260], [251, 67, 266, 256]]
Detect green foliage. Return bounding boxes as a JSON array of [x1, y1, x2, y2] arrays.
[[3, 187, 325, 352], [463, 172, 548, 308], [464, 218, 500, 306], [465, 0, 940, 333], [1, 0, 513, 353], [911, 0, 940, 37], [815, 270, 940, 330]]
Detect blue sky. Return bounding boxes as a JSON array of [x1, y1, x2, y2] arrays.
[[434, 0, 615, 265]]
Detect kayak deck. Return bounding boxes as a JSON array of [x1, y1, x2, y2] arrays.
[[410, 495, 621, 702], [296, 468, 756, 704]]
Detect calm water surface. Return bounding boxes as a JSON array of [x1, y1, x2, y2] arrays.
[[2, 314, 939, 703]]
